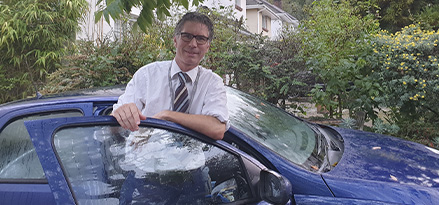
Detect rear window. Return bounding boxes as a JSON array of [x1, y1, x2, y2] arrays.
[[0, 111, 82, 180]]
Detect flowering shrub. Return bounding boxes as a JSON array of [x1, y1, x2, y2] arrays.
[[370, 24, 439, 143]]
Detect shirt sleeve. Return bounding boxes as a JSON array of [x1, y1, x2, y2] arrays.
[[201, 74, 230, 130]]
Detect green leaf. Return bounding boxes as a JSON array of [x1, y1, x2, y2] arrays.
[[181, 0, 189, 9], [94, 10, 103, 23], [121, 0, 135, 13], [103, 10, 110, 24], [280, 84, 289, 95], [163, 0, 171, 8], [156, 8, 165, 21], [137, 9, 151, 33]]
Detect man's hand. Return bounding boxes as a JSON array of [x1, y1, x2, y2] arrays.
[[112, 103, 147, 131]]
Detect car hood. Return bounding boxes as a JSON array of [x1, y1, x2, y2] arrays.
[[325, 127, 439, 188]]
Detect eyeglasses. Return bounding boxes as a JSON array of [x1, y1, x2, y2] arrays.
[[179, 32, 209, 45]]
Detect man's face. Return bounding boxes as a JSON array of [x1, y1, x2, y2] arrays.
[[174, 21, 210, 72]]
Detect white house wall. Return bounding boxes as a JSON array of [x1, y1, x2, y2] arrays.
[[195, 0, 246, 22], [246, 9, 258, 34], [78, 0, 141, 42], [271, 19, 282, 39], [78, 0, 112, 41]]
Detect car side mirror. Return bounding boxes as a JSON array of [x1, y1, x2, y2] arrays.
[[259, 170, 292, 204]]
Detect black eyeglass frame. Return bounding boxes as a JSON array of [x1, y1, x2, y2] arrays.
[[178, 32, 210, 45]]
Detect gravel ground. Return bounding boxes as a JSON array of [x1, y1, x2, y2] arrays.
[[286, 101, 375, 128]]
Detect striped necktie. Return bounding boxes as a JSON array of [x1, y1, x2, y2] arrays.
[[173, 72, 190, 113]]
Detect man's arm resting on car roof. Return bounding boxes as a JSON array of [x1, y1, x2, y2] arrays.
[[153, 110, 226, 140]]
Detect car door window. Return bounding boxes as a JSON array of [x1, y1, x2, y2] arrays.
[[0, 111, 82, 180], [53, 125, 251, 204]]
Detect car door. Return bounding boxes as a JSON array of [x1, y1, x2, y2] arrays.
[[0, 102, 96, 204], [24, 116, 292, 204]]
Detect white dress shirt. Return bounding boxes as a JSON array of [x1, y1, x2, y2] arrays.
[[113, 60, 229, 129]]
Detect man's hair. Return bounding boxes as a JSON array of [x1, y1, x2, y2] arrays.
[[174, 12, 214, 42]]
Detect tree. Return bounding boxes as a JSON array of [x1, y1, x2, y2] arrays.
[[414, 4, 439, 30], [95, 0, 205, 33], [372, 0, 439, 32], [0, 0, 88, 103], [300, 0, 380, 121]]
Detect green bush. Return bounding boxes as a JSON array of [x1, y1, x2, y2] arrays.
[[202, 6, 310, 108], [299, 0, 380, 119], [0, 0, 88, 102], [370, 24, 439, 144], [43, 19, 175, 94]]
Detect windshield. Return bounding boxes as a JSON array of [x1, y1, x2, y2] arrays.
[[226, 87, 326, 172]]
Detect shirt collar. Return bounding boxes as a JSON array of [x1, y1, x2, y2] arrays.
[[171, 59, 198, 83]]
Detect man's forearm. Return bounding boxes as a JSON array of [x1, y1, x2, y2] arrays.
[[152, 110, 226, 140]]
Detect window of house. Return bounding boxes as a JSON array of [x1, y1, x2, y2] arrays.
[[262, 15, 268, 31], [235, 0, 242, 11], [114, 16, 136, 40], [114, 19, 124, 40]]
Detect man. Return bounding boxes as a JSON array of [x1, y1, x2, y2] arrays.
[[112, 12, 229, 140], [113, 12, 229, 204]]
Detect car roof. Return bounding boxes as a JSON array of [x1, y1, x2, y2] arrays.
[[0, 85, 126, 117]]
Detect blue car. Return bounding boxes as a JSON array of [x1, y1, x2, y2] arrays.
[[0, 86, 438, 204]]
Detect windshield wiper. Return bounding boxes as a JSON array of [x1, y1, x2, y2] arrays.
[[309, 124, 332, 172]]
